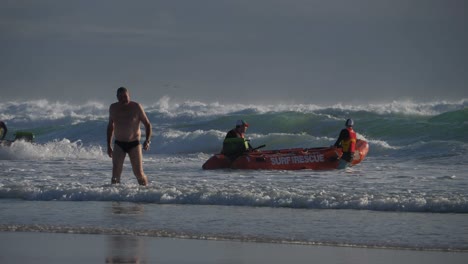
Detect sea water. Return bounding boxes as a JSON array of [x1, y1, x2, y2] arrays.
[[0, 98, 467, 251]]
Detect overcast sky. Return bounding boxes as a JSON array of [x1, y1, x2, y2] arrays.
[[1, 0, 466, 105]]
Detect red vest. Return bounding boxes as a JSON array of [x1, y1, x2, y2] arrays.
[[342, 127, 356, 153]]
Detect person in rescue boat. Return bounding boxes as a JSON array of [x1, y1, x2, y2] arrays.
[[333, 119, 357, 168], [221, 120, 253, 160], [0, 121, 7, 140]]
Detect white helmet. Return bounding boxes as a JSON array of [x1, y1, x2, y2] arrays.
[[345, 119, 354, 127]]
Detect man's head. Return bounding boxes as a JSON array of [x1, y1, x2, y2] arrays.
[[345, 119, 354, 127], [116, 87, 130, 104], [235, 119, 249, 133]]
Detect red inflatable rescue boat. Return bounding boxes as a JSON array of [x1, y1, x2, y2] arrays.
[[202, 139, 369, 170]]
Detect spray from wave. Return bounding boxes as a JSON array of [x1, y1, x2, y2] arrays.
[[0, 139, 106, 160]]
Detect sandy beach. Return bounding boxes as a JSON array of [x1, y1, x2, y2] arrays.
[[1, 231, 466, 264]]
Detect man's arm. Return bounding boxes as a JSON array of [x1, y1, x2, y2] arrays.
[[334, 129, 348, 147], [107, 108, 114, 157], [139, 104, 152, 151]]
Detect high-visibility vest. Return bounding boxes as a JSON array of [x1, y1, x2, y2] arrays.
[[222, 137, 249, 156]]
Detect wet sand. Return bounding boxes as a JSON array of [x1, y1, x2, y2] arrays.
[[1, 231, 467, 264]]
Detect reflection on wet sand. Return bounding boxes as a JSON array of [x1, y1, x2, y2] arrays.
[[105, 202, 146, 263]]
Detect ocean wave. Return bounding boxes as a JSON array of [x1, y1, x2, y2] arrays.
[[150, 97, 468, 117], [154, 129, 338, 154], [0, 100, 107, 123], [1, 98, 466, 155], [2, 128, 465, 158], [0, 139, 106, 160], [2, 98, 466, 123], [0, 183, 466, 213], [429, 107, 468, 123]]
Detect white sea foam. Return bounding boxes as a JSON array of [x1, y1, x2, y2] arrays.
[[0, 100, 107, 122], [0, 179, 466, 213], [329, 99, 468, 116], [0, 139, 106, 160]]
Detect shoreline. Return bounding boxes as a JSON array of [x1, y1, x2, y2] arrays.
[[1, 231, 467, 264], [1, 227, 466, 253], [1, 200, 468, 253]]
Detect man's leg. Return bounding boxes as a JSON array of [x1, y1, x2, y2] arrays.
[[128, 145, 148, 186], [337, 159, 349, 169], [112, 145, 126, 184]]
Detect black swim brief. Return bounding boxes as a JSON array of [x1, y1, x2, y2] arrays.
[[114, 140, 140, 153]]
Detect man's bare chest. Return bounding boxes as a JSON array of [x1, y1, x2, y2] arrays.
[[113, 109, 139, 123]]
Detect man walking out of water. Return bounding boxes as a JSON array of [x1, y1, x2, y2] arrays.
[[107, 87, 152, 185]]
